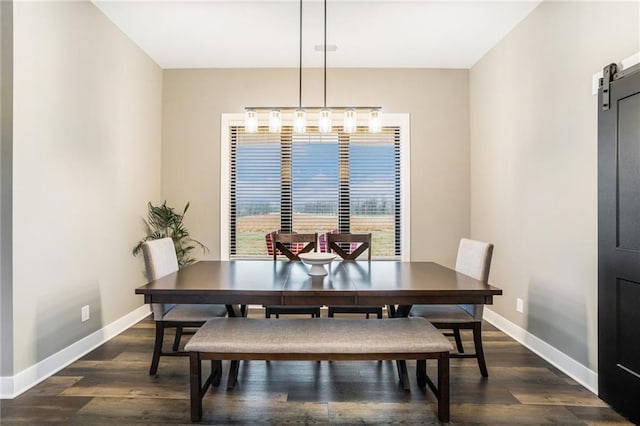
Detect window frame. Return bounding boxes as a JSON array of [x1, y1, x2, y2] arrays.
[[220, 112, 411, 261]]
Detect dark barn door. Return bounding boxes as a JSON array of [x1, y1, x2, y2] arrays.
[[598, 62, 640, 424]]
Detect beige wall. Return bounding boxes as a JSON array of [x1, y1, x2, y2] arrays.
[[162, 68, 470, 263], [0, 0, 13, 377], [470, 1, 639, 371], [11, 1, 162, 372]]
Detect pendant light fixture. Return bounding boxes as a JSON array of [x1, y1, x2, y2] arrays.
[[244, 0, 381, 134]]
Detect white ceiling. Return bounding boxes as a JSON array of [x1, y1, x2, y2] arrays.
[[92, 0, 541, 69]]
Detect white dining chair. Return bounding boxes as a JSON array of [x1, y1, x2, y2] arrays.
[[142, 237, 227, 375], [411, 238, 494, 376]]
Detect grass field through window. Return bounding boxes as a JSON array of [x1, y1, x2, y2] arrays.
[[236, 214, 395, 256]]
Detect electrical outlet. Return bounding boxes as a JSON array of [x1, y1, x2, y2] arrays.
[[81, 305, 90, 322], [516, 298, 524, 313]]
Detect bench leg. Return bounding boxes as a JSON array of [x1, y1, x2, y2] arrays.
[[189, 352, 203, 422], [437, 353, 450, 423]]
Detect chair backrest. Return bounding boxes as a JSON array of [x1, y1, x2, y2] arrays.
[[318, 229, 339, 253], [272, 232, 317, 261], [265, 232, 276, 256], [141, 237, 179, 320], [326, 233, 372, 261], [266, 230, 306, 256], [455, 238, 493, 320]]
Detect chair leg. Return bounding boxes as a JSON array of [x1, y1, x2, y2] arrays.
[[172, 326, 183, 352], [453, 328, 464, 353], [377, 308, 383, 319], [150, 321, 165, 375], [328, 307, 335, 318], [473, 322, 488, 377]]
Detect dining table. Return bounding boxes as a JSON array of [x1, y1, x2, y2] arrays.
[[135, 259, 503, 389]]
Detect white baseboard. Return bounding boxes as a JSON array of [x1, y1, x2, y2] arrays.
[[483, 308, 598, 394], [0, 304, 151, 399]]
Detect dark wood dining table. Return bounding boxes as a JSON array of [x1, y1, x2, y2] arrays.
[[135, 259, 502, 388]]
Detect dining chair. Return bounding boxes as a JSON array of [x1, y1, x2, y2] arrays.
[[411, 238, 494, 377], [270, 231, 318, 261], [326, 233, 382, 319], [142, 237, 227, 375], [265, 232, 321, 318]]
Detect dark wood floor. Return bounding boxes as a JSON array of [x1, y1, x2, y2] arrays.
[[0, 309, 632, 425]]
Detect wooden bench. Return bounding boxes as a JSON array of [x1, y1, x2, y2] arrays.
[[185, 317, 453, 423]]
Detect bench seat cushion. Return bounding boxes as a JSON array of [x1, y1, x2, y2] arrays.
[[185, 318, 452, 354]]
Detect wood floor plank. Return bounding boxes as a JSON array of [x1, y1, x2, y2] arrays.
[[328, 401, 440, 424], [565, 406, 632, 425], [0, 395, 92, 424], [26, 376, 84, 397], [451, 403, 585, 424], [72, 397, 191, 424], [511, 385, 610, 407], [200, 400, 329, 424]]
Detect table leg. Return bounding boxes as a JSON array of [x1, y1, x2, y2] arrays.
[[396, 358, 410, 390], [226, 304, 243, 317], [226, 360, 240, 390], [224, 304, 246, 390], [394, 304, 412, 318], [416, 359, 427, 388], [386, 304, 397, 318], [392, 305, 412, 390]]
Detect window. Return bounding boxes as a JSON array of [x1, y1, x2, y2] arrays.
[[221, 114, 410, 260]]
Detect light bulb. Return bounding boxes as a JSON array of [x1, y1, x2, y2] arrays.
[[268, 110, 281, 133], [319, 109, 332, 133], [245, 110, 258, 133], [368, 109, 382, 133], [343, 109, 356, 133], [293, 109, 306, 133]]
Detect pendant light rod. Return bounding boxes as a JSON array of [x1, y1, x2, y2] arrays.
[[298, 0, 303, 108], [323, 0, 327, 108]]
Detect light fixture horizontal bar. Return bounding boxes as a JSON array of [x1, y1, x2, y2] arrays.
[[245, 106, 381, 112]]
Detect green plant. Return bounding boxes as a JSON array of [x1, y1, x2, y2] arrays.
[[132, 201, 208, 267]]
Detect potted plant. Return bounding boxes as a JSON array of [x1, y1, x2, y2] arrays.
[[132, 201, 208, 267]]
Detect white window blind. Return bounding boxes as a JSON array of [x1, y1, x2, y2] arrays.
[[291, 132, 339, 235], [227, 123, 404, 258]]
